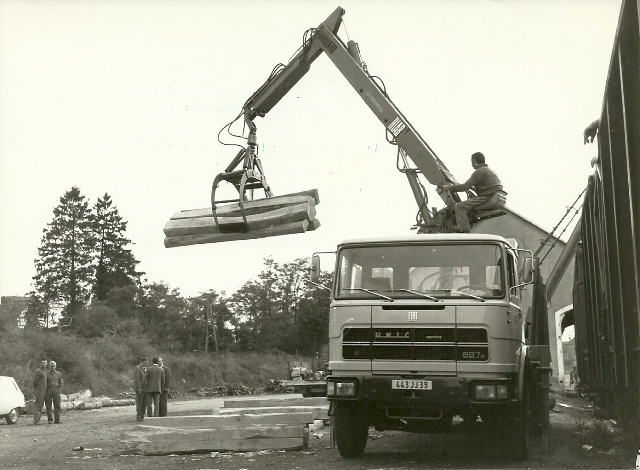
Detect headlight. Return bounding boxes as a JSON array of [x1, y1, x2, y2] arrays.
[[327, 379, 357, 397], [475, 385, 496, 400], [474, 383, 509, 401]]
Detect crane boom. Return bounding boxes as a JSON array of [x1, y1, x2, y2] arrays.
[[214, 6, 503, 233]]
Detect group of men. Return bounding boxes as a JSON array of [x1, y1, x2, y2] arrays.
[[134, 356, 171, 421], [32, 359, 64, 425]]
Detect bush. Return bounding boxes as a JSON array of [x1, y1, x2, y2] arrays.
[[1, 329, 309, 397]]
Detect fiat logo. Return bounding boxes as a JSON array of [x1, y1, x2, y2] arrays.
[[408, 311, 418, 322]]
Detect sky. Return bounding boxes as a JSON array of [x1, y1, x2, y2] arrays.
[[0, 0, 622, 301]]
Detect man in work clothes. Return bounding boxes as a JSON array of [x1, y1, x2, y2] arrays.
[[440, 152, 504, 233], [142, 357, 165, 417], [32, 360, 48, 425], [158, 357, 171, 417], [45, 360, 64, 424], [134, 357, 148, 421]]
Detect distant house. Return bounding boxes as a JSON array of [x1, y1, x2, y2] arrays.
[[474, 207, 576, 391], [0, 296, 28, 329]]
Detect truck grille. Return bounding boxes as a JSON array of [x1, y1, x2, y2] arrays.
[[342, 327, 488, 361]]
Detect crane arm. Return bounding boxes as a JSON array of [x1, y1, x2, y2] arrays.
[[216, 6, 463, 230], [243, 7, 345, 120]]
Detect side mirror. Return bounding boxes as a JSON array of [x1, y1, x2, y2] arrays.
[[310, 255, 321, 283], [522, 257, 534, 284]]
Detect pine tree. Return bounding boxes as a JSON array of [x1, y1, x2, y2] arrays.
[[91, 193, 143, 301], [32, 186, 94, 323]]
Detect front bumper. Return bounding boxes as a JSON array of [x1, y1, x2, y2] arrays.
[[327, 375, 514, 406]]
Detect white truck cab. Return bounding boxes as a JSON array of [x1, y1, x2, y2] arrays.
[[311, 234, 534, 459]]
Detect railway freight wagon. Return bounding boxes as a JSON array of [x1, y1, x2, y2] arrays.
[[573, 0, 640, 441]]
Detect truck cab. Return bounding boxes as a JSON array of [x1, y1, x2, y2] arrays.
[[311, 233, 534, 459]]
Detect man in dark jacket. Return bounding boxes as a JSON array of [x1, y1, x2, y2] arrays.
[[142, 357, 165, 417], [440, 152, 504, 233], [158, 357, 171, 417], [45, 360, 64, 424], [32, 360, 48, 425], [133, 357, 148, 421]]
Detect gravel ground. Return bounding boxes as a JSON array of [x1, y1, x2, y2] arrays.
[[0, 392, 636, 469]]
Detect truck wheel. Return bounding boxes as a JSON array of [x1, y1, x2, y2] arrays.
[[503, 404, 527, 460], [5, 408, 19, 425], [334, 401, 369, 458]]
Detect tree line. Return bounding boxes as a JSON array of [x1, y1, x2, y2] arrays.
[[21, 186, 331, 356]]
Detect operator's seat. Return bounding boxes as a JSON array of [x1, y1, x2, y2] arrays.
[[470, 190, 508, 222], [365, 277, 392, 292]]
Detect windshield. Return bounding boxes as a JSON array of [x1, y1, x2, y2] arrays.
[[335, 243, 505, 300]]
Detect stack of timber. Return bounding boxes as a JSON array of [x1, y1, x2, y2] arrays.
[[219, 395, 329, 421], [118, 395, 327, 455], [163, 189, 320, 248], [25, 389, 134, 414], [118, 412, 314, 455]]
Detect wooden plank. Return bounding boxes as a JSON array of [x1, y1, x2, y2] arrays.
[[163, 201, 315, 237], [164, 219, 309, 248], [123, 424, 303, 442], [223, 397, 328, 409], [145, 412, 314, 428], [121, 437, 304, 455], [308, 218, 321, 231], [171, 189, 320, 220], [218, 405, 328, 420]]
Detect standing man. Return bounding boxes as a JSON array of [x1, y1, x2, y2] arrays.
[[440, 152, 504, 233], [158, 357, 171, 417], [134, 357, 148, 421], [32, 360, 48, 425], [45, 360, 64, 424], [142, 357, 165, 417]]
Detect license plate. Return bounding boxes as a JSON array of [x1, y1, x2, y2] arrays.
[[392, 379, 432, 390]]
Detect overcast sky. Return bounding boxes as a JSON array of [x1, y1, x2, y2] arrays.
[[0, 0, 621, 300]]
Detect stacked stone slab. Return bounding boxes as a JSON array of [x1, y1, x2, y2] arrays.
[[219, 396, 329, 421], [118, 394, 329, 455], [163, 189, 320, 247]]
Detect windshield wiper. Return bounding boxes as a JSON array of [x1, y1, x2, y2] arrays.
[[343, 288, 393, 301], [429, 289, 485, 302], [450, 289, 485, 301], [388, 289, 440, 301]]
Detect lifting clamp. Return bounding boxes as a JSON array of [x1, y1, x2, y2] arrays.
[[211, 119, 273, 233]]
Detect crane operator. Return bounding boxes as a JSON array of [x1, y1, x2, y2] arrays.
[[440, 152, 504, 233]]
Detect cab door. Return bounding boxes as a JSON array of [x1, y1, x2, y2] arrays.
[[507, 249, 525, 347]]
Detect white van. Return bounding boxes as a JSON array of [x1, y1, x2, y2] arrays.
[[0, 376, 25, 424]]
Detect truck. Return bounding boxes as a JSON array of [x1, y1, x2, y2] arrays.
[[212, 6, 552, 460], [310, 234, 552, 459]]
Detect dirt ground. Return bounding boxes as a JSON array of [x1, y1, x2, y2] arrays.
[[0, 392, 636, 470]]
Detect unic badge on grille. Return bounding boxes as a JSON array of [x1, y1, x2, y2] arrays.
[[342, 327, 489, 361]]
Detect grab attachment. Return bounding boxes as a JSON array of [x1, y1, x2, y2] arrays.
[[211, 120, 272, 233]]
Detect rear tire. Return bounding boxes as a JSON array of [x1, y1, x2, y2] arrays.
[[5, 408, 19, 425], [334, 401, 369, 458]]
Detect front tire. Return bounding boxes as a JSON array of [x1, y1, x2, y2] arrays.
[[333, 401, 369, 458], [5, 408, 19, 424]]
